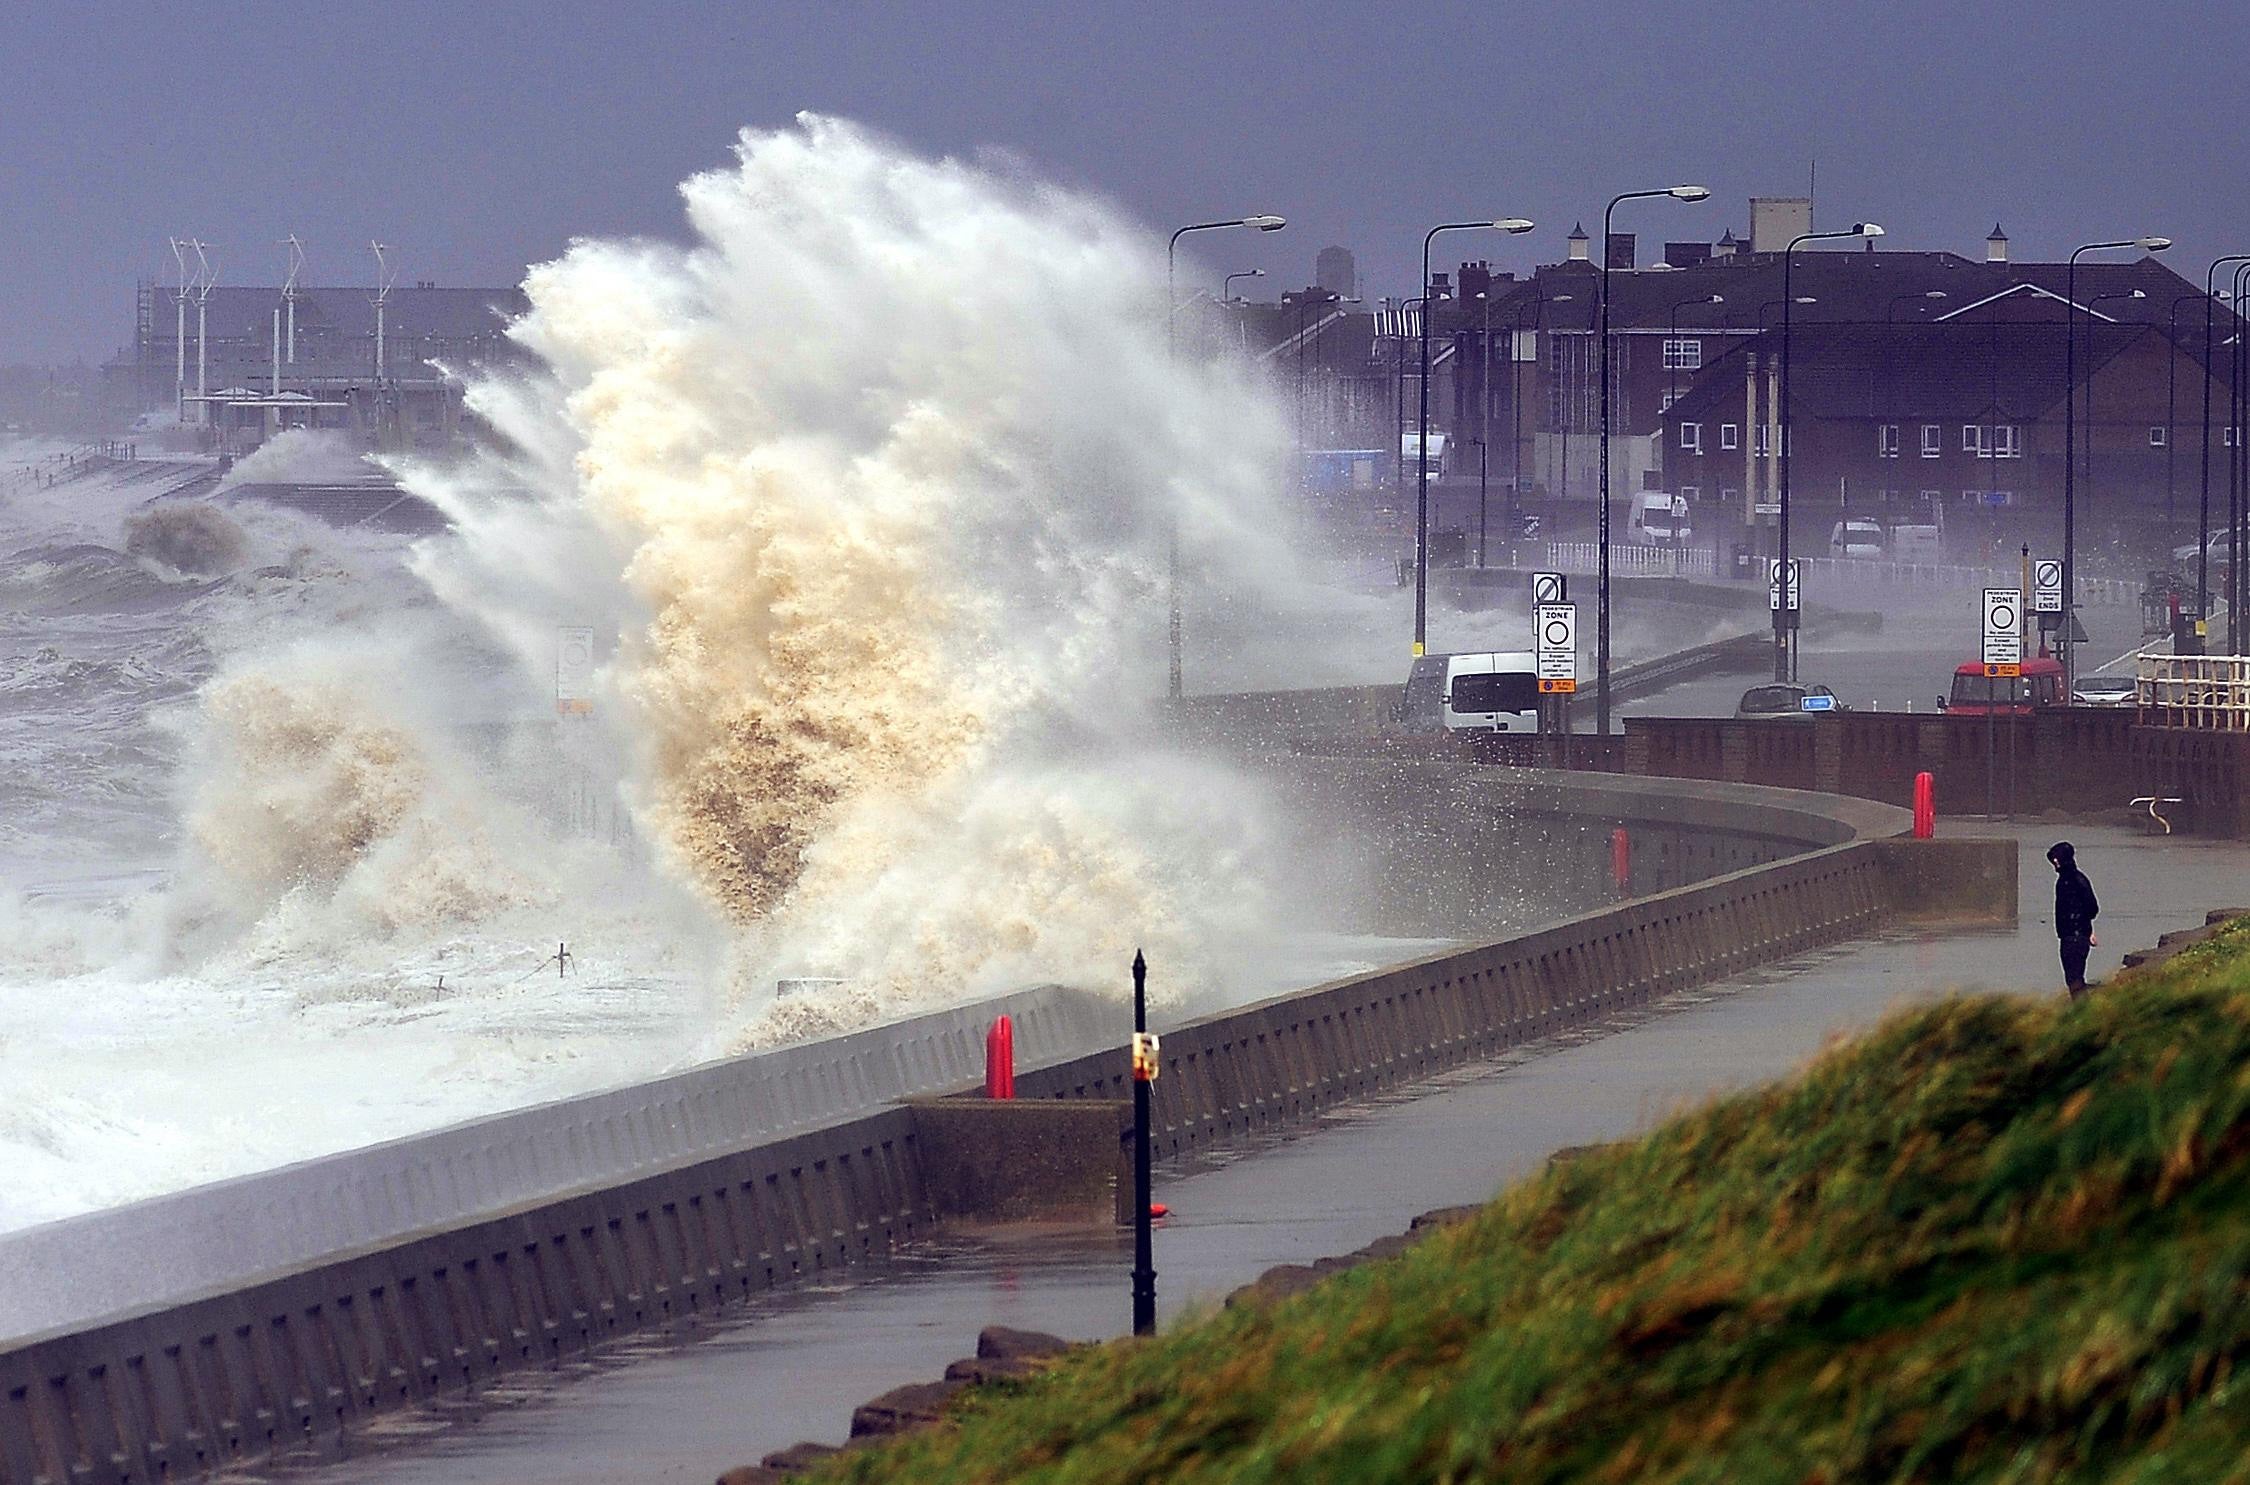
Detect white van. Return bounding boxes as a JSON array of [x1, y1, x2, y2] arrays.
[[1830, 518, 1886, 559], [1401, 651, 1543, 733], [1627, 492, 1691, 545]]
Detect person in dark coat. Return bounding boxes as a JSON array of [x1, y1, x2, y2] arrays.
[[2048, 841, 2099, 998]]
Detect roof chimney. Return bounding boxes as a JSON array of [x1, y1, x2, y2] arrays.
[[1566, 222, 1590, 262], [1605, 232, 1636, 271], [1712, 229, 1740, 260], [1986, 223, 2009, 264]]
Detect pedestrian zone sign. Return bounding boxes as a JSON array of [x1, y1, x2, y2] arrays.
[[1536, 602, 1577, 693], [2033, 559, 2064, 614], [1982, 587, 2023, 669], [1767, 559, 1800, 612]]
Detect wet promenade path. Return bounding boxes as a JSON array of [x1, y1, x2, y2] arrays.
[[271, 823, 2247, 1485]]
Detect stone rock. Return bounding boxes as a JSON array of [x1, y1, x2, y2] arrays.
[[1224, 1263, 1323, 1308], [849, 1378, 968, 1438], [944, 1354, 1038, 1385], [758, 1441, 841, 1471], [1409, 1204, 1482, 1232], [716, 1469, 790, 1484], [976, 1326, 1071, 1361]]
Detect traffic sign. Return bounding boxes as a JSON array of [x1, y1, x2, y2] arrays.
[[2033, 558, 2063, 614], [1767, 559, 1800, 612], [1530, 571, 1568, 605], [556, 626, 596, 715], [1984, 663, 2023, 678], [1982, 587, 2023, 667], [1536, 601, 1577, 688]]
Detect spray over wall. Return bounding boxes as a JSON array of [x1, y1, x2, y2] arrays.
[[399, 114, 1307, 1036]]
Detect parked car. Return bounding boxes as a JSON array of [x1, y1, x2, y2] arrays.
[[1938, 656, 2066, 715], [1829, 518, 1885, 559], [1735, 682, 1842, 719], [2072, 674, 2138, 707]]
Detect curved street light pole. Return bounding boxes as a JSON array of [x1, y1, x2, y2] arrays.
[[2196, 258, 2250, 643], [2064, 236, 2168, 692], [2232, 262, 2250, 649], [1778, 223, 1884, 682], [2165, 290, 2205, 553], [1596, 185, 1708, 731], [1223, 268, 1263, 301], [2082, 288, 2147, 570], [1165, 215, 1285, 700], [1417, 218, 1534, 656]]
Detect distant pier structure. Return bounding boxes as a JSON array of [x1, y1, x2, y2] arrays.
[[107, 273, 530, 454]]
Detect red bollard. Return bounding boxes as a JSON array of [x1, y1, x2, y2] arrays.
[[1611, 827, 1631, 895], [984, 1015, 1015, 1100], [1913, 771, 1936, 839]]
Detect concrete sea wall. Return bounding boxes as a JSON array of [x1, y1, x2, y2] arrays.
[[0, 768, 2002, 1485]]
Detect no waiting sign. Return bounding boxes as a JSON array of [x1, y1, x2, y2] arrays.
[[1982, 587, 2023, 668], [1536, 602, 1577, 692]]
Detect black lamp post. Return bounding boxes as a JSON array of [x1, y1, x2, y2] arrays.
[[2231, 263, 2250, 649], [2164, 291, 2207, 555], [1166, 215, 1285, 701], [2082, 287, 2147, 565], [1223, 268, 1263, 301], [1777, 224, 1884, 683], [1417, 218, 1534, 657], [1595, 184, 1708, 732], [2196, 258, 2250, 644], [2062, 237, 2170, 688], [1666, 292, 1724, 413]]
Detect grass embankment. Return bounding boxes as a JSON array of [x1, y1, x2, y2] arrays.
[[813, 922, 2250, 1484]]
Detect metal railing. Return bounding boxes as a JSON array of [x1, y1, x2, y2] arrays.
[[1544, 540, 1718, 578], [2138, 654, 2250, 730], [1798, 556, 2134, 606]]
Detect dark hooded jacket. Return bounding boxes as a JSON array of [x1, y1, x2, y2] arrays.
[[2052, 845, 2098, 939]]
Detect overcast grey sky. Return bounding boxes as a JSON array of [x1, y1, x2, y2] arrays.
[[3, 0, 2242, 364]]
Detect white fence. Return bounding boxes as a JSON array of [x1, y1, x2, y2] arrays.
[[2138, 654, 2250, 730], [1543, 541, 1718, 579], [1798, 557, 2135, 606]]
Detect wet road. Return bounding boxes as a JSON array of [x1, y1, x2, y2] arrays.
[[271, 824, 2245, 1485]]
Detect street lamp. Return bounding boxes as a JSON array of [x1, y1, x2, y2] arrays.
[[2083, 288, 2147, 561], [2064, 235, 2169, 690], [2165, 290, 2208, 553], [1417, 217, 1535, 657], [1666, 292, 1724, 414], [1596, 184, 1709, 731], [1166, 214, 1286, 700], [2231, 263, 2250, 648], [1512, 291, 1571, 526], [1223, 268, 1264, 301], [2198, 257, 2250, 645], [1778, 223, 1885, 683]]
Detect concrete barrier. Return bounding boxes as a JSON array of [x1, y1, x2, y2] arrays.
[[0, 768, 2000, 1485]]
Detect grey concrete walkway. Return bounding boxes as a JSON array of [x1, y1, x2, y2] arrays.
[[276, 824, 2247, 1485]]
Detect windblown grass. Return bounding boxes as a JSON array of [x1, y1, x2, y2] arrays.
[[811, 922, 2250, 1483]]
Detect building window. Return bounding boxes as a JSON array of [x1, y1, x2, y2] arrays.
[[1679, 485, 1700, 502], [2150, 426, 2168, 447], [1720, 423, 1739, 450], [1754, 424, 1772, 457], [1921, 424, 1942, 458], [1679, 422, 1702, 453], [1721, 486, 1739, 503], [1662, 337, 1703, 371], [1963, 424, 2023, 459], [2227, 428, 2237, 449], [1879, 424, 1900, 458]]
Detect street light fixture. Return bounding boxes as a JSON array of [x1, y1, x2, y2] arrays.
[[1223, 268, 1265, 301], [2231, 263, 2250, 648], [2064, 235, 2170, 690], [1776, 222, 1884, 683], [1416, 217, 1535, 657], [1666, 292, 1724, 413], [1597, 185, 1709, 731], [1166, 214, 1287, 700]]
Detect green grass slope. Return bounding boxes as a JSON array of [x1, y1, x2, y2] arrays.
[[812, 924, 2250, 1484]]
